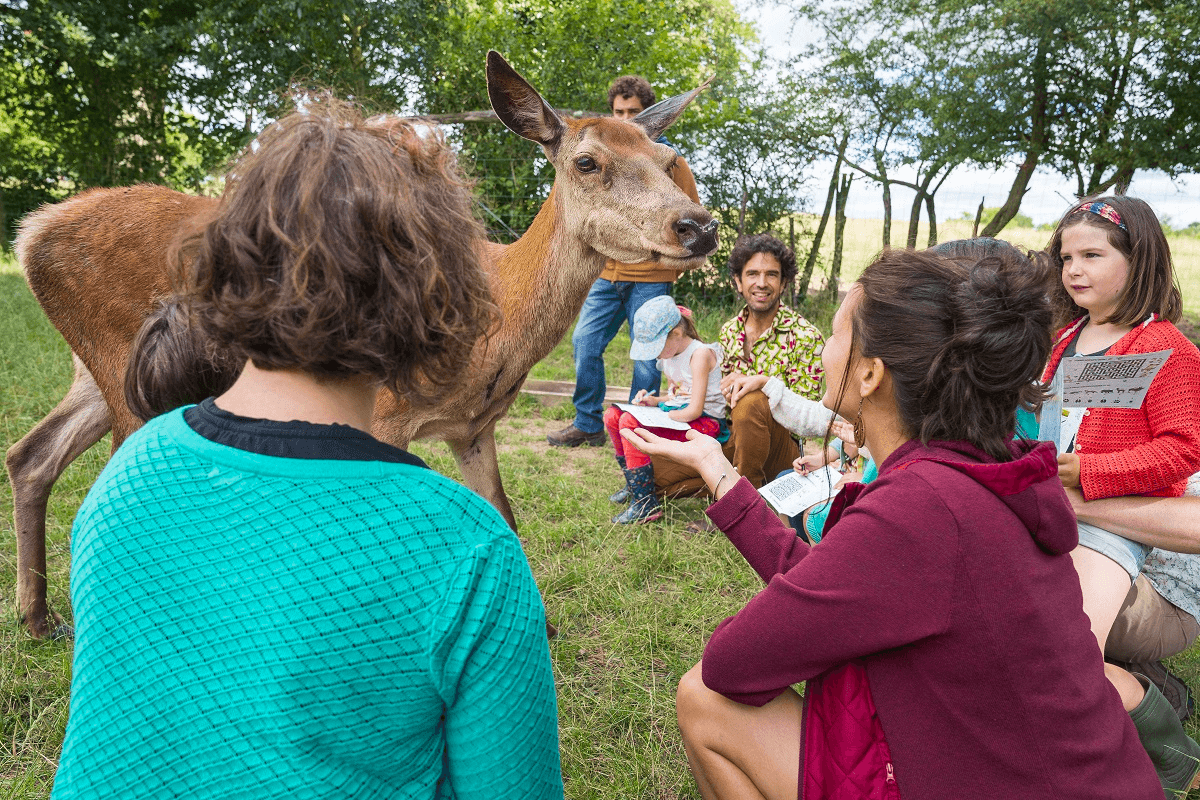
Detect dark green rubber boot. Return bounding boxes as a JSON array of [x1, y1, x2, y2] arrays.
[[1129, 673, 1200, 797]]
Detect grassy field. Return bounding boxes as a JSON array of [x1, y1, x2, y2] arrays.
[[3, 218, 1200, 798], [802, 216, 1200, 320]]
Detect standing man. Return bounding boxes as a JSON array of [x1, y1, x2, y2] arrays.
[[653, 234, 826, 497], [547, 75, 701, 447]]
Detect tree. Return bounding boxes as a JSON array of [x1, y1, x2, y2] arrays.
[[684, 51, 829, 297], [796, 0, 1002, 248], [929, 0, 1200, 233], [790, 0, 1200, 238], [1, 0, 443, 235]]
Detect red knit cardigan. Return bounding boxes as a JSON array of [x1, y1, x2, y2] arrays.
[[1041, 315, 1200, 499]]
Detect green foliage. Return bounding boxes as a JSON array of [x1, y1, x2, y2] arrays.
[[417, 0, 755, 240], [678, 52, 828, 302]]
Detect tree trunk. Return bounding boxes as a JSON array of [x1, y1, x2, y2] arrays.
[[881, 180, 892, 249], [981, 37, 1050, 237], [827, 171, 852, 299], [972, 197, 985, 238], [1113, 165, 1134, 195], [736, 188, 749, 237], [925, 193, 938, 247], [906, 189, 922, 249], [799, 133, 848, 298], [875, 152, 892, 248], [789, 216, 797, 308]]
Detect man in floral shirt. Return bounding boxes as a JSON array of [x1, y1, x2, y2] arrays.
[[655, 234, 824, 497]]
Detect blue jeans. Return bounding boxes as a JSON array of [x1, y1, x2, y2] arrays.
[[571, 278, 671, 433]]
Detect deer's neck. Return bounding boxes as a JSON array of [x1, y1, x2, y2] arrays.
[[488, 186, 606, 370]]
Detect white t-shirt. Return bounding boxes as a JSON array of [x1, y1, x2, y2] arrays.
[[657, 339, 726, 419]]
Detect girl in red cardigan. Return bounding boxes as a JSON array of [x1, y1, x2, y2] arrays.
[[1044, 195, 1200, 794]]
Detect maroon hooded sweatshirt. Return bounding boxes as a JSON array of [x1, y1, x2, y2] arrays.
[[702, 438, 1160, 799]]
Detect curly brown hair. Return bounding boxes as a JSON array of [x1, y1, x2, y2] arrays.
[[170, 97, 498, 405], [607, 75, 655, 110], [727, 233, 797, 283], [1045, 194, 1181, 328]]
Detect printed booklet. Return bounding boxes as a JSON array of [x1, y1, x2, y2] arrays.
[[758, 465, 842, 517]]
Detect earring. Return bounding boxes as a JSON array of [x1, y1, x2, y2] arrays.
[[853, 397, 867, 449]]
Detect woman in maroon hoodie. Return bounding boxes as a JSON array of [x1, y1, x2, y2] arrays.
[[624, 247, 1163, 799]]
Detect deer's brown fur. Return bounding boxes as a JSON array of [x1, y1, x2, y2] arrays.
[[7, 52, 716, 637]]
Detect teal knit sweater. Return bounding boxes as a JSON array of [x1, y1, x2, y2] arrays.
[[53, 409, 562, 799]]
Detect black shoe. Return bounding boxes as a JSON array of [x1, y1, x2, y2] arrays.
[[547, 424, 606, 448], [1110, 658, 1195, 722]]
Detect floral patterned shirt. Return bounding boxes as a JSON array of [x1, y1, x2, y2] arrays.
[[719, 303, 824, 402], [1141, 474, 1200, 623]]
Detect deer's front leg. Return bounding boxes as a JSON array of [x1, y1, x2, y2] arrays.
[[449, 422, 517, 531]]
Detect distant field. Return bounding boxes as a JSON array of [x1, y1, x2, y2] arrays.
[[801, 216, 1200, 318]]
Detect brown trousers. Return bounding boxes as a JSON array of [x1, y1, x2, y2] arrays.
[[654, 390, 800, 498], [1106, 574, 1200, 663]]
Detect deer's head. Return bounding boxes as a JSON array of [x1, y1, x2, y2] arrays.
[[487, 51, 717, 270]]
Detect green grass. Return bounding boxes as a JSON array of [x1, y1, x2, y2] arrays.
[[4, 220, 1200, 799]]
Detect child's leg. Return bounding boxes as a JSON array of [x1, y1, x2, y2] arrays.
[[1072, 544, 1134, 653], [603, 406, 627, 460], [616, 412, 653, 469], [612, 413, 667, 523]]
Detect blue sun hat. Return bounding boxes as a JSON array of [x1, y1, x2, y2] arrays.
[[629, 295, 682, 360]]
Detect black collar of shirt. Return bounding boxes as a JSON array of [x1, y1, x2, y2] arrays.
[[184, 397, 427, 468]]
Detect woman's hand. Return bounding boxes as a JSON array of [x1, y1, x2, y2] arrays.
[[620, 427, 736, 498], [1057, 452, 1081, 489], [835, 471, 863, 488]]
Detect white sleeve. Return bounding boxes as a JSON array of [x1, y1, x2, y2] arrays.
[[763, 376, 834, 437]]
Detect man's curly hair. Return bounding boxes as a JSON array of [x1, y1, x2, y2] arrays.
[[728, 234, 797, 283], [607, 75, 655, 110]]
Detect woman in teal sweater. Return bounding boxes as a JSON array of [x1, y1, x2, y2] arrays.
[[53, 100, 562, 800]]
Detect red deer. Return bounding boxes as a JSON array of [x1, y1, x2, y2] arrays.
[[8, 51, 717, 637]]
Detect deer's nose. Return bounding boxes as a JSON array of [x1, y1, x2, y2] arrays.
[[675, 217, 719, 256]]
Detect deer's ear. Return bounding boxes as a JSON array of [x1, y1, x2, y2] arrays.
[[633, 75, 714, 140], [487, 51, 565, 154]]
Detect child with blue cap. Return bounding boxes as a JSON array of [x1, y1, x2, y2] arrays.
[[603, 295, 727, 523]]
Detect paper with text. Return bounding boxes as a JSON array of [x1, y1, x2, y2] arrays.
[[758, 465, 842, 517], [1061, 349, 1172, 409]]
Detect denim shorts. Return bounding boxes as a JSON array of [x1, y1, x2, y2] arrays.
[[1077, 521, 1150, 581]]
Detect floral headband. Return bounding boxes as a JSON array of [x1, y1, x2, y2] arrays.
[[1072, 201, 1127, 231], [677, 305, 693, 319]]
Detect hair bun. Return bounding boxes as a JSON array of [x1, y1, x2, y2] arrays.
[[855, 243, 1054, 460], [937, 251, 1053, 399]]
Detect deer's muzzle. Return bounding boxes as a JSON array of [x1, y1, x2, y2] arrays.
[[675, 217, 719, 256]]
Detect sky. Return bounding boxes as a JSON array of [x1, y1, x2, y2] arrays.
[[736, 1, 1200, 228]]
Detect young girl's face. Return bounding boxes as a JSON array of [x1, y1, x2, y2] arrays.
[[1060, 223, 1130, 320], [658, 326, 690, 359]]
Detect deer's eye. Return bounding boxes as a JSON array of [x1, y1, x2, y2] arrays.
[[575, 156, 598, 173]]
